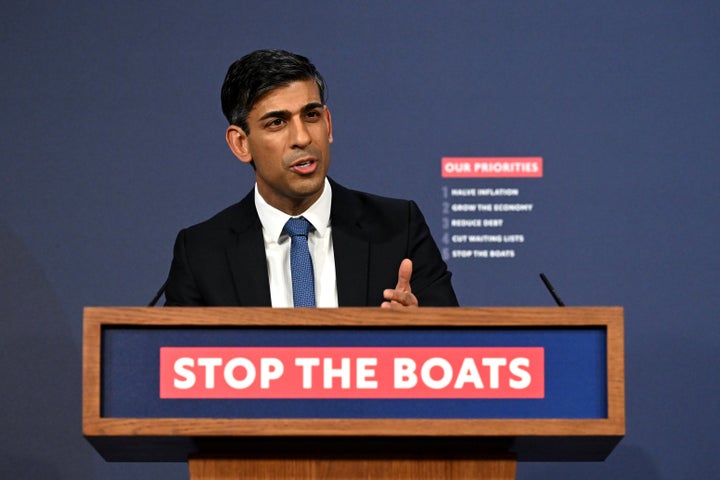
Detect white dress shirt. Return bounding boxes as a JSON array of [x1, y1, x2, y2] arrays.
[[254, 178, 338, 307]]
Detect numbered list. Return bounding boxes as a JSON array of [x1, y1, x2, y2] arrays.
[[440, 186, 534, 261]]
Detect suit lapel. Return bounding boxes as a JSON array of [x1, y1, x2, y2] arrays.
[[226, 191, 272, 306], [330, 180, 370, 306]]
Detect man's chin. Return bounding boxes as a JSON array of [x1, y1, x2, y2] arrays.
[[291, 176, 325, 198]]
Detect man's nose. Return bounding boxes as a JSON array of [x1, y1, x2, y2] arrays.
[[290, 117, 312, 148]]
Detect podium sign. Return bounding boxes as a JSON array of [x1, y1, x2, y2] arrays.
[[83, 307, 624, 479]]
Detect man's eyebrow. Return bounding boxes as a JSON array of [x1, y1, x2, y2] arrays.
[[302, 102, 325, 111], [258, 109, 290, 122], [257, 103, 325, 122]]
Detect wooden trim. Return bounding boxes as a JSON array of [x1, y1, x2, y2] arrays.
[[85, 417, 623, 437], [82, 310, 102, 431], [84, 305, 622, 327]]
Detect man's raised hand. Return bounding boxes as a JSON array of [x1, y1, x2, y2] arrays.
[[381, 258, 419, 308]]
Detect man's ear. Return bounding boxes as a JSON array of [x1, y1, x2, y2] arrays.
[[225, 125, 253, 164], [325, 106, 333, 144]]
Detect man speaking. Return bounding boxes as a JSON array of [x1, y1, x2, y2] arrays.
[[164, 49, 457, 308]]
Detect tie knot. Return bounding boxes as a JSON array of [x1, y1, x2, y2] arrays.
[[283, 216, 312, 237]]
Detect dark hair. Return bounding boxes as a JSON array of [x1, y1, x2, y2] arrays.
[[221, 49, 327, 133]]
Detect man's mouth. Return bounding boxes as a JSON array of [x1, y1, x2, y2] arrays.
[[290, 158, 318, 174]]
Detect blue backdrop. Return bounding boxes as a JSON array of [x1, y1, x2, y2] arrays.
[[1, 1, 718, 478]]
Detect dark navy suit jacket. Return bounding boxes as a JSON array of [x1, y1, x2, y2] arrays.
[[164, 179, 458, 307]]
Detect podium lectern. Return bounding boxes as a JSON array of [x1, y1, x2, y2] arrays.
[[83, 307, 624, 479]]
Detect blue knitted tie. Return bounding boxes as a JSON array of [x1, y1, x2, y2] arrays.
[[283, 216, 316, 307]]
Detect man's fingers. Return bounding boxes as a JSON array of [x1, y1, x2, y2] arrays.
[[381, 291, 418, 308], [395, 258, 413, 292], [380, 259, 418, 308], [382, 288, 414, 305]]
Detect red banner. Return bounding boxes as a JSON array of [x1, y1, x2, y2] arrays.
[[441, 157, 543, 178], [160, 347, 544, 399]]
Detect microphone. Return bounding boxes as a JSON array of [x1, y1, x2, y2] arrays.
[[148, 279, 168, 307], [539, 273, 565, 307]]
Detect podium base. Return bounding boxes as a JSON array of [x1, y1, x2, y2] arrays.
[[188, 455, 517, 479]]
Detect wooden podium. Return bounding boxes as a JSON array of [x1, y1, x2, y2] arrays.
[[83, 307, 624, 479]]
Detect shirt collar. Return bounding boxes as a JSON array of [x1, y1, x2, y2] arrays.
[[254, 177, 332, 242]]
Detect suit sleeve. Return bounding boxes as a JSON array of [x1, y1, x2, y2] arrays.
[[164, 229, 206, 306], [407, 201, 459, 306]]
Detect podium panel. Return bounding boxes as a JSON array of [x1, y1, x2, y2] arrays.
[[83, 307, 624, 478], [187, 454, 517, 480]]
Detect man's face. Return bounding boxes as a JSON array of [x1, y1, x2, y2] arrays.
[[228, 79, 333, 215]]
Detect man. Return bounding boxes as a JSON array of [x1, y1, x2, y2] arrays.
[[164, 49, 457, 308]]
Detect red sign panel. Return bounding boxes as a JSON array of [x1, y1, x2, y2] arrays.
[[160, 347, 544, 399], [441, 157, 543, 178]]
